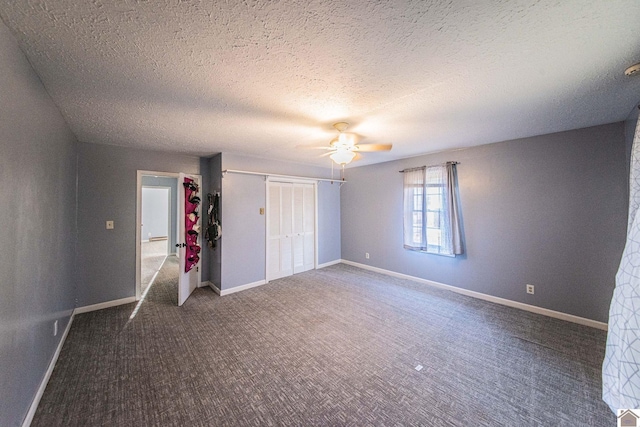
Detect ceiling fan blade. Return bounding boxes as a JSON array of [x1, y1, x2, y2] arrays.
[[354, 143, 393, 152], [295, 144, 334, 150]]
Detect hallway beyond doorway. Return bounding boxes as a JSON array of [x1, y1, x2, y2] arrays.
[[141, 239, 167, 291]]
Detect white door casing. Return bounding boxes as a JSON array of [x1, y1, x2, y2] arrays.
[[136, 170, 179, 301]]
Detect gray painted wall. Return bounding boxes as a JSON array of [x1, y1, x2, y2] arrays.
[[76, 143, 200, 307], [220, 171, 266, 288], [219, 154, 341, 290], [0, 21, 77, 426], [208, 154, 222, 289], [198, 157, 212, 283], [317, 181, 342, 264], [141, 175, 178, 253], [341, 123, 627, 323]]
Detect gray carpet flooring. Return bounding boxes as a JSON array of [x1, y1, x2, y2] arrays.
[[141, 240, 168, 289], [32, 259, 614, 426]]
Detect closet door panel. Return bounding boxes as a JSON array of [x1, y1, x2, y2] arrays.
[[267, 239, 281, 280], [293, 185, 304, 234], [268, 183, 287, 280], [281, 184, 293, 236], [303, 233, 314, 271], [268, 185, 281, 237], [280, 238, 293, 276], [303, 185, 315, 233], [292, 234, 305, 273], [300, 183, 315, 272]]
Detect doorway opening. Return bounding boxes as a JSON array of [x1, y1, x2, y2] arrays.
[[136, 172, 180, 301], [141, 186, 170, 292]]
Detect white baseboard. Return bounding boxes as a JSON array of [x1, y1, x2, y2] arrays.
[[74, 296, 137, 314], [340, 260, 608, 331], [219, 280, 266, 296], [22, 313, 74, 427], [317, 259, 342, 269], [199, 280, 212, 289]]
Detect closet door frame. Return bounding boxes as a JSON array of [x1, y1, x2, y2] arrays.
[[265, 177, 318, 282]]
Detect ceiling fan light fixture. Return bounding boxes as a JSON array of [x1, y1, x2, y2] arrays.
[[330, 149, 356, 165], [338, 132, 356, 147]]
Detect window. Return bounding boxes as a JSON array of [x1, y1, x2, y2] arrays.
[[403, 163, 462, 256]]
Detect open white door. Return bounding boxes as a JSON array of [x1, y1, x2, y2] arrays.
[[178, 172, 202, 306]]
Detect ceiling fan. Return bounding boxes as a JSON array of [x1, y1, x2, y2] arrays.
[[322, 122, 393, 165]]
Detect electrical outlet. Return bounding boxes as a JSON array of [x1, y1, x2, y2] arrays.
[[53, 320, 58, 336], [365, 253, 370, 259], [526, 284, 535, 295]]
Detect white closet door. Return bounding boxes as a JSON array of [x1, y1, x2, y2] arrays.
[[293, 183, 315, 274], [280, 184, 293, 276], [292, 185, 305, 273], [267, 183, 282, 279], [268, 182, 294, 280], [268, 180, 315, 280]]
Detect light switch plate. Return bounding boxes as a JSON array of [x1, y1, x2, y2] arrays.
[[106, 220, 114, 229]]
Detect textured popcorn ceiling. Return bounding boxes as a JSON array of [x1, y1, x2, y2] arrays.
[[1, 1, 640, 167]]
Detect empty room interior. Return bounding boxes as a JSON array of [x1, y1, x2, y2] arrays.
[[2, 1, 640, 426]]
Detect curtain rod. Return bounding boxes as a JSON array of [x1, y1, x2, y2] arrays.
[[222, 169, 346, 183], [399, 161, 459, 173]]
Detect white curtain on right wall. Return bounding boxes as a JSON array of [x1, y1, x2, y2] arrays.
[[603, 117, 640, 412]]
